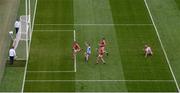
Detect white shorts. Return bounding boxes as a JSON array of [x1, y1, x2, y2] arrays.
[[98, 53, 104, 58], [74, 49, 80, 53]]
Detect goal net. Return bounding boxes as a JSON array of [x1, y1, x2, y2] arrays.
[[13, 15, 31, 61], [10, 0, 37, 62]]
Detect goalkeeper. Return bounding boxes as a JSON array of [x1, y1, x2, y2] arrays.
[[144, 45, 153, 58]]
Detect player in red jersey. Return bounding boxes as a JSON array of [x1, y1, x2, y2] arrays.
[[99, 37, 108, 56], [96, 47, 105, 64], [99, 37, 106, 47], [72, 41, 81, 58]]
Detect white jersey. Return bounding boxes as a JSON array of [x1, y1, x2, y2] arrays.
[[86, 46, 91, 54], [14, 21, 20, 28], [145, 47, 152, 54], [9, 48, 16, 57]]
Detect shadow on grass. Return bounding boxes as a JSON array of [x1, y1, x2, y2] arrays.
[[6, 60, 26, 67]]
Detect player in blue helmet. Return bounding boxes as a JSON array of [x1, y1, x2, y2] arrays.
[[84, 42, 91, 63]]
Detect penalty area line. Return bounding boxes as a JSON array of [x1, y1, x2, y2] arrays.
[[34, 30, 75, 32], [27, 71, 75, 73], [25, 79, 175, 82], [74, 30, 77, 72], [34, 23, 153, 26]]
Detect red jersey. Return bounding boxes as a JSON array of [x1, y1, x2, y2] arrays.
[[98, 47, 105, 55], [73, 43, 80, 50], [99, 40, 106, 47]]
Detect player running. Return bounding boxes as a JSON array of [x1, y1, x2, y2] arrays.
[[144, 45, 153, 58], [84, 42, 91, 63], [99, 37, 108, 56], [72, 41, 81, 58], [96, 46, 105, 64]]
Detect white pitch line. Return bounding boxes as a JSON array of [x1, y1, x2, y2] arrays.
[[74, 30, 77, 72], [74, 30, 76, 42], [74, 55, 77, 72], [34, 23, 153, 26], [21, 0, 38, 92], [27, 71, 75, 73], [34, 30, 74, 32], [25, 79, 174, 82], [144, 0, 180, 92]]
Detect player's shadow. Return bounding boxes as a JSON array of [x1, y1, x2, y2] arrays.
[[6, 60, 26, 67]]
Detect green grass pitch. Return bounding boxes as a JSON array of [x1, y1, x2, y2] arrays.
[[22, 0, 179, 92]]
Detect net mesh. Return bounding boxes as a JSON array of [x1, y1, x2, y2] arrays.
[[12, 0, 36, 61], [13, 15, 30, 60]]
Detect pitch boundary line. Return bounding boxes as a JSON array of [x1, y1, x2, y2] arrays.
[[34, 23, 153, 26], [25, 79, 174, 82], [144, 0, 180, 92]]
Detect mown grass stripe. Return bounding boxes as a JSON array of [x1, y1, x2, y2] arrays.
[[144, 0, 180, 92]]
